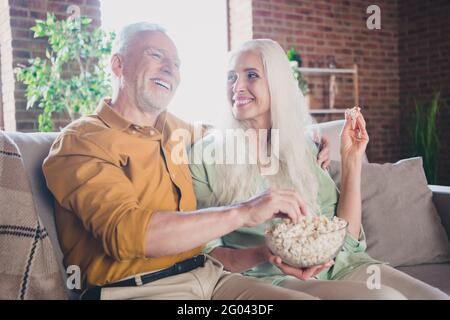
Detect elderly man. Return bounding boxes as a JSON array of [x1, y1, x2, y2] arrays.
[[42, 22, 330, 300]]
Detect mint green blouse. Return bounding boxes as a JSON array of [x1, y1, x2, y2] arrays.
[[189, 135, 382, 284]]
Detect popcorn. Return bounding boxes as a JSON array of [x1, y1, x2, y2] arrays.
[[345, 106, 362, 139], [265, 216, 348, 268], [346, 107, 359, 128]]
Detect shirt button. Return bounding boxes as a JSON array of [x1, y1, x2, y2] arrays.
[[150, 130, 155, 135]]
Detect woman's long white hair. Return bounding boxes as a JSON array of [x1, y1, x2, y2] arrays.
[[206, 39, 320, 214]]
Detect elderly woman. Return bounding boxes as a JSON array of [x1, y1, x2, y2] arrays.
[[189, 39, 448, 299]]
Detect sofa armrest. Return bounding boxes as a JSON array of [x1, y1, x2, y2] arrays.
[[429, 185, 450, 241]]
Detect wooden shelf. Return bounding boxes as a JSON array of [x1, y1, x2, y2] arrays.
[[309, 108, 346, 114], [299, 63, 359, 109], [298, 67, 356, 74]]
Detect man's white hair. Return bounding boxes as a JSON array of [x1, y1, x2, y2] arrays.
[[205, 39, 321, 215], [110, 22, 167, 98], [112, 22, 166, 56]]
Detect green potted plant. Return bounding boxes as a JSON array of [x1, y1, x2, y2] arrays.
[[411, 92, 443, 184], [287, 47, 309, 98], [15, 13, 115, 132]]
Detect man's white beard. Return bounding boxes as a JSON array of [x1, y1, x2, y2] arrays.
[[137, 89, 170, 113]]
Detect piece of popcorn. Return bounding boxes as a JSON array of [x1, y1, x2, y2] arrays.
[[346, 107, 359, 129]]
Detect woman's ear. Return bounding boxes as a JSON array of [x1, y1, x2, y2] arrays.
[[110, 53, 124, 78]]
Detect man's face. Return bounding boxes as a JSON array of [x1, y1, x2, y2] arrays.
[[122, 31, 181, 113]]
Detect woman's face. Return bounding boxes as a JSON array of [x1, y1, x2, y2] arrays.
[[227, 50, 271, 128]]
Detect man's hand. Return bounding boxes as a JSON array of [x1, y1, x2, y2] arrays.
[[268, 254, 334, 280], [315, 136, 331, 171], [240, 189, 310, 228]]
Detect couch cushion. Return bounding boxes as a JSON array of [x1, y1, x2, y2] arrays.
[[4, 132, 77, 298], [329, 157, 450, 267], [430, 185, 450, 237], [396, 264, 450, 295]]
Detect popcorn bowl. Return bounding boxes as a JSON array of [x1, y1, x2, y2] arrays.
[[265, 216, 348, 268]]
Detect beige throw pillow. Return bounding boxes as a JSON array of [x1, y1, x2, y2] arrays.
[[329, 157, 450, 267]]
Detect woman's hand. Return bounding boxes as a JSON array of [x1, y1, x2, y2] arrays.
[[340, 106, 369, 162], [314, 135, 331, 171], [265, 249, 334, 280]]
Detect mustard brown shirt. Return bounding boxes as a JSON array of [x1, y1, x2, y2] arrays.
[[43, 99, 203, 289]]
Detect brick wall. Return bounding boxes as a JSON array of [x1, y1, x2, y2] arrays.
[[399, 0, 450, 185], [0, 0, 101, 132]]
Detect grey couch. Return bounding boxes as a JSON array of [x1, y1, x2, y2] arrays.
[[4, 119, 450, 299]]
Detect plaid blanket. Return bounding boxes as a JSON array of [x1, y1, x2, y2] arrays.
[[0, 131, 65, 299]]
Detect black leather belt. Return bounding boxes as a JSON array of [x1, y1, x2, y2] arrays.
[[81, 254, 206, 300]]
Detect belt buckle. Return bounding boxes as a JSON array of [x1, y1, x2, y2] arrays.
[[134, 275, 143, 286]]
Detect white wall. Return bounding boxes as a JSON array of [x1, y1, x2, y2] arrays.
[[101, 0, 229, 127]]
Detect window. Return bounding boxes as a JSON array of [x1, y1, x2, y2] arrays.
[[101, 0, 229, 127]]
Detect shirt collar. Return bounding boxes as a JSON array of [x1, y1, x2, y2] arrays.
[[96, 99, 133, 131], [95, 98, 168, 136], [154, 110, 167, 134]]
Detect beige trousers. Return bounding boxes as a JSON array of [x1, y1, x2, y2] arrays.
[[100, 256, 317, 300], [279, 264, 449, 300]]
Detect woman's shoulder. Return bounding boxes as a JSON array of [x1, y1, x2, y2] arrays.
[[190, 130, 224, 160], [189, 131, 224, 180], [192, 130, 222, 147]]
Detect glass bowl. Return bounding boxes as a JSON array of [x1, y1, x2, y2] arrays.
[[265, 216, 348, 268]]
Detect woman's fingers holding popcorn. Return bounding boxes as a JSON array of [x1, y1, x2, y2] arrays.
[[343, 107, 357, 130], [341, 106, 369, 158], [356, 113, 369, 140], [351, 107, 367, 137], [343, 106, 363, 131], [358, 112, 366, 127]]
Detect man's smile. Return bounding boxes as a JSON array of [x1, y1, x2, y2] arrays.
[[151, 78, 172, 91]]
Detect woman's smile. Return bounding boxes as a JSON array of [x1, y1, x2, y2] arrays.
[[233, 96, 255, 108]]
